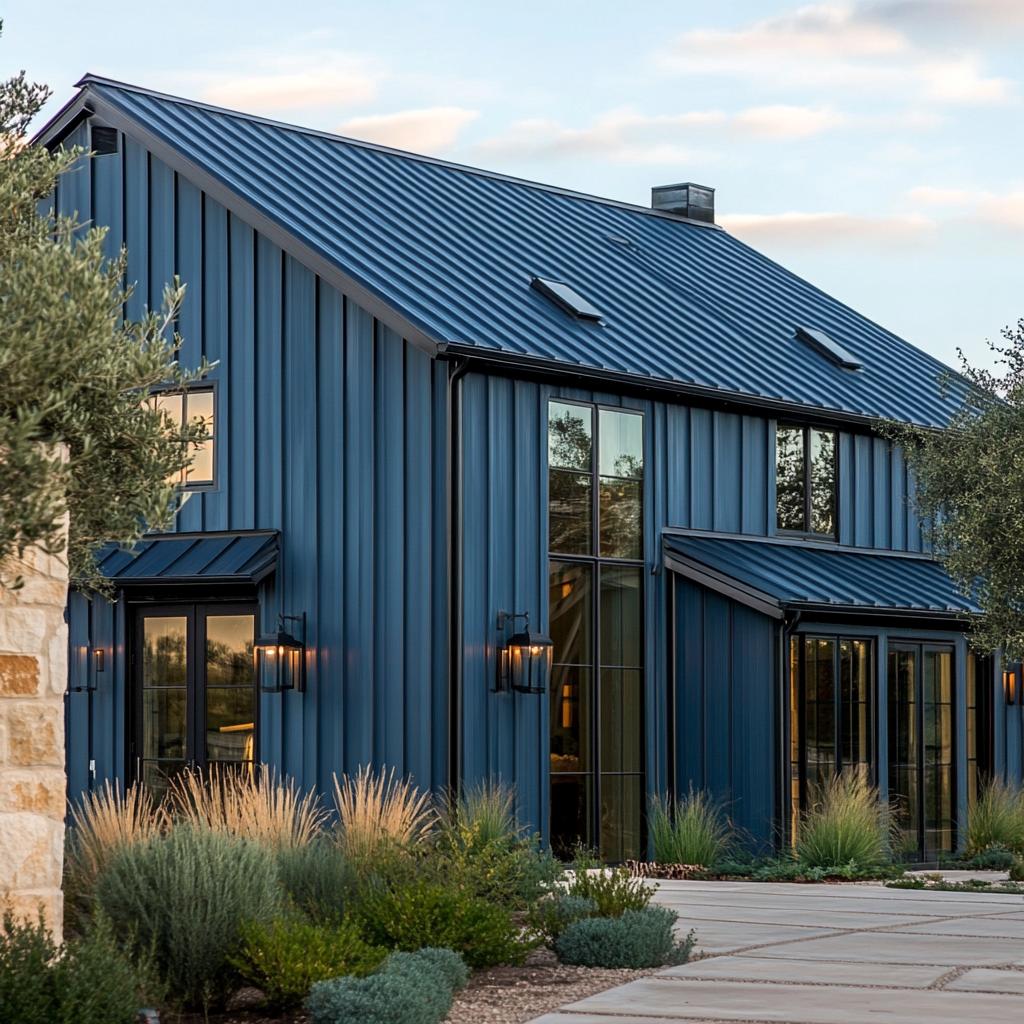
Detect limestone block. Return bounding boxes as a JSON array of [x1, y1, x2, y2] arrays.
[[0, 607, 47, 653], [2, 889, 63, 938], [0, 812, 64, 889], [0, 654, 40, 696], [6, 701, 63, 767], [0, 768, 67, 816]]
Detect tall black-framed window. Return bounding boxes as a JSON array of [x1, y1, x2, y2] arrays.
[[776, 424, 836, 537], [130, 602, 256, 797], [789, 635, 873, 841], [966, 653, 994, 807], [147, 385, 217, 489], [548, 399, 644, 861]]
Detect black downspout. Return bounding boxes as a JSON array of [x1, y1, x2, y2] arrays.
[[446, 356, 471, 801], [779, 609, 802, 849]]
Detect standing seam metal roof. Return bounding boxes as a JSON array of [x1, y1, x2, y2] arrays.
[[664, 533, 980, 617], [66, 77, 969, 427]]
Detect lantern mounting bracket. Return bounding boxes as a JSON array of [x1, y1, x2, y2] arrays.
[[495, 609, 553, 695]]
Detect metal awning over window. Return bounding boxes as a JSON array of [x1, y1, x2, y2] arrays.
[[95, 530, 279, 586], [663, 531, 980, 621]]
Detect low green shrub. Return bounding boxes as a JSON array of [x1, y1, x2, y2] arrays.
[[957, 843, 1017, 871], [796, 774, 892, 869], [649, 789, 734, 867], [711, 856, 900, 883], [1010, 857, 1024, 882], [231, 917, 386, 1008], [966, 781, 1024, 856], [306, 947, 467, 1024], [565, 862, 652, 917], [276, 840, 359, 923], [95, 824, 281, 1011], [527, 895, 597, 942], [355, 879, 536, 968], [554, 907, 695, 968], [0, 910, 152, 1024]]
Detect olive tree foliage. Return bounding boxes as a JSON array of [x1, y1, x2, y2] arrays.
[[884, 320, 1024, 659], [0, 46, 208, 590]]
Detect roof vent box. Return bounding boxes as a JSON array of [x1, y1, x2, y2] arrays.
[[651, 182, 715, 223]]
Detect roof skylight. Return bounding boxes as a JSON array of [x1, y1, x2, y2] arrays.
[[531, 277, 603, 321], [796, 326, 862, 370]]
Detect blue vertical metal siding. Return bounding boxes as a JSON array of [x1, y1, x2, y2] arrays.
[[673, 578, 777, 849], [62, 137, 449, 808]]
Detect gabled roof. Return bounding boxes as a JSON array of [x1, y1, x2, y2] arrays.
[[41, 76, 970, 428], [664, 531, 980, 621]]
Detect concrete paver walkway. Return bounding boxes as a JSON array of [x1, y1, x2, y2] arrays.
[[531, 878, 1024, 1024]]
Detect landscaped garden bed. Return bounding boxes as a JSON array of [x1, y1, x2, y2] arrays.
[[1, 768, 695, 1024]]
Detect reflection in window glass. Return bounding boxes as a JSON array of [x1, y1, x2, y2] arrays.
[[598, 409, 643, 478], [776, 426, 805, 532], [149, 388, 216, 488], [548, 402, 592, 471], [547, 400, 644, 862], [776, 424, 836, 537], [810, 429, 836, 535]]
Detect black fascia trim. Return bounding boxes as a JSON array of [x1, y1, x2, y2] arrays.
[[31, 92, 95, 149], [789, 605, 972, 627], [64, 88, 442, 359], [439, 345, 947, 434], [663, 551, 785, 620]]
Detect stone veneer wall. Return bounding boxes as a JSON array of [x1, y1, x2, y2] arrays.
[[0, 535, 69, 942]]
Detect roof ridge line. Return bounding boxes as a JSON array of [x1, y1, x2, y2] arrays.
[[75, 73, 723, 230]]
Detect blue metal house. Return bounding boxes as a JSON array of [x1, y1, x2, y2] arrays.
[[38, 76, 1024, 862]]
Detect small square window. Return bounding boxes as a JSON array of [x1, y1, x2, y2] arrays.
[[149, 387, 216, 488]]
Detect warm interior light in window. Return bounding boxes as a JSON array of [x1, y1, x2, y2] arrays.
[[561, 581, 573, 598]]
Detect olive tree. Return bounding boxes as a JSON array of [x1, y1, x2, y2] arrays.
[[0, 41, 207, 589], [885, 320, 1024, 659]]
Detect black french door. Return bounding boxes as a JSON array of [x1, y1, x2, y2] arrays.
[[130, 603, 257, 795], [888, 643, 955, 861]]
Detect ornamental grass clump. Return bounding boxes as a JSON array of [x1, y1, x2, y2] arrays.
[[94, 824, 281, 1011], [169, 764, 327, 850], [276, 839, 360, 924], [648, 789, 734, 868], [66, 780, 167, 905], [305, 947, 468, 1024], [434, 782, 562, 909], [554, 907, 695, 969], [965, 780, 1024, 856], [796, 773, 892, 869], [565, 861, 653, 917], [333, 766, 434, 865]]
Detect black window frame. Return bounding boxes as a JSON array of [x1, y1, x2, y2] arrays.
[[775, 422, 838, 540], [789, 633, 877, 841], [547, 398, 646, 863], [148, 381, 218, 492]]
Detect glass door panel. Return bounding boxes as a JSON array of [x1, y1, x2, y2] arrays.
[[204, 614, 256, 768], [140, 615, 189, 797], [133, 604, 257, 794], [888, 643, 955, 861]]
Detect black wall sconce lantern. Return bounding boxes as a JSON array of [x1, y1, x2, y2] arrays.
[[70, 644, 104, 693], [495, 611, 553, 694], [255, 613, 306, 693], [1004, 667, 1019, 706]]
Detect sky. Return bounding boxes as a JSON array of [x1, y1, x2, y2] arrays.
[[4, 0, 1022, 371]]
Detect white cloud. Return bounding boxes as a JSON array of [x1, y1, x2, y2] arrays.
[[908, 184, 1024, 229], [197, 54, 381, 112], [720, 210, 936, 245], [477, 103, 844, 164], [657, 3, 1014, 106], [907, 185, 980, 205], [338, 107, 480, 152]]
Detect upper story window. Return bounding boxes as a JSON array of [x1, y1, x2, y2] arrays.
[[548, 402, 644, 559], [148, 387, 216, 488], [776, 424, 836, 537]]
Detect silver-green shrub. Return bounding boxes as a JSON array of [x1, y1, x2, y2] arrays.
[[305, 947, 467, 1024], [554, 907, 695, 968], [95, 824, 281, 1010]]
